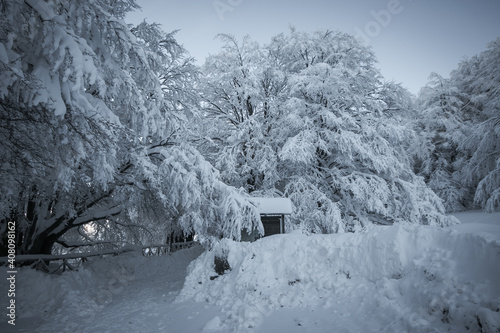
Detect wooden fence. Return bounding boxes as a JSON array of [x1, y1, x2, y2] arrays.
[[0, 240, 197, 274], [141, 241, 196, 257]]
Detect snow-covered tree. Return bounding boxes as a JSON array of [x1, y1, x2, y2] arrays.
[[453, 38, 500, 212], [0, 0, 259, 255], [199, 29, 456, 233], [412, 73, 471, 212], [199, 34, 284, 194], [414, 38, 500, 213], [275, 29, 454, 231]]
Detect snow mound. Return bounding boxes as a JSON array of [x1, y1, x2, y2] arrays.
[[178, 225, 500, 332]]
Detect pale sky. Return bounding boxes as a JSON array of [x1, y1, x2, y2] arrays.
[[126, 0, 500, 94]]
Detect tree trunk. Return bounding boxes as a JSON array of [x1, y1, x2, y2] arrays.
[[0, 220, 58, 269], [20, 233, 58, 256]]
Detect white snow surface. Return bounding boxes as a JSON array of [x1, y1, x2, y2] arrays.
[[249, 197, 293, 215], [1, 211, 499, 333]]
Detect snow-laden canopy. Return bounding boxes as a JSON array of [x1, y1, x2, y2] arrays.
[[0, 0, 260, 255], [199, 29, 458, 233]]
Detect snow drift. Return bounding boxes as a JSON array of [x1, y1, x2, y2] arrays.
[[2, 213, 499, 333], [178, 224, 500, 332]]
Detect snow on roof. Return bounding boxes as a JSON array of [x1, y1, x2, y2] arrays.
[[250, 197, 293, 215]]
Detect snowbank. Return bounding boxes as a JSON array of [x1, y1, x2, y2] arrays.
[[178, 223, 500, 332]]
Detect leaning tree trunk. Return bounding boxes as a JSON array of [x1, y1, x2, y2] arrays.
[[1, 191, 121, 258], [18, 231, 59, 256]]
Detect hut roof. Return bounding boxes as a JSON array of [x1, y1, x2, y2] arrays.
[[250, 197, 293, 215]]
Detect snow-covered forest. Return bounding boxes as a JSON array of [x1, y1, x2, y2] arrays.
[[0, 0, 499, 332]]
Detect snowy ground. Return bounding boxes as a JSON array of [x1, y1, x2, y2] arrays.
[[1, 211, 499, 333]]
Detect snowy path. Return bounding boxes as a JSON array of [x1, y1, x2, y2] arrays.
[[4, 246, 223, 333], [72, 280, 222, 333], [58, 247, 223, 333]]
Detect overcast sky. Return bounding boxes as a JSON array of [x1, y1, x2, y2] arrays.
[[126, 0, 500, 94]]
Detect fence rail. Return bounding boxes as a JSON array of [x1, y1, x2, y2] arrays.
[[0, 241, 198, 274], [141, 241, 196, 257]]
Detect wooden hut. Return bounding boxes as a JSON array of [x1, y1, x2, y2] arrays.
[[241, 197, 293, 241]]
